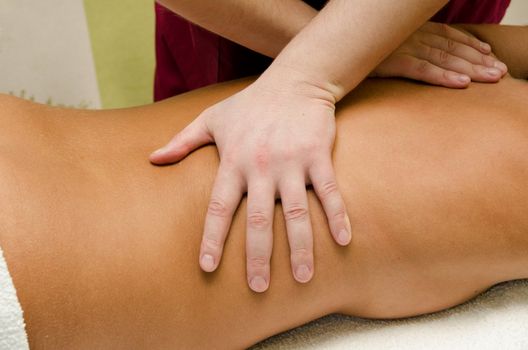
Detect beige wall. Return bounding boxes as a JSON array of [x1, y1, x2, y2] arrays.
[[502, 0, 528, 24]]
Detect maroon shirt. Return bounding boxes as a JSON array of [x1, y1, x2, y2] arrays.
[[154, 0, 511, 101]]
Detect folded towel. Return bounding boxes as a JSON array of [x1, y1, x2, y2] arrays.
[[254, 280, 528, 350], [0, 246, 29, 350]]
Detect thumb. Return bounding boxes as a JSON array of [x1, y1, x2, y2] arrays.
[[149, 115, 213, 165]]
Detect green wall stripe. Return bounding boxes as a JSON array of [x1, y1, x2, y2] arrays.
[[83, 0, 155, 109]]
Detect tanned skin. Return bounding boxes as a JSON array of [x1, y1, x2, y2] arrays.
[[0, 25, 527, 349]]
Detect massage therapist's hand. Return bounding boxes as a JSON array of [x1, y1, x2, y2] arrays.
[[150, 69, 351, 292], [372, 22, 508, 88]]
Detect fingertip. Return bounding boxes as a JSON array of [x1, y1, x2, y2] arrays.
[[149, 148, 167, 163], [149, 147, 185, 165], [249, 276, 269, 293], [445, 71, 470, 88], [333, 211, 352, 246], [456, 74, 471, 85], [337, 229, 352, 246], [493, 61, 508, 75], [294, 264, 313, 283], [479, 42, 492, 54], [200, 253, 217, 272]]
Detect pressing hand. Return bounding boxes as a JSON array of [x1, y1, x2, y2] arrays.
[[372, 22, 508, 87], [150, 70, 351, 293]]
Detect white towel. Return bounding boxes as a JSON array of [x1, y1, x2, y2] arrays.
[[254, 280, 528, 350], [0, 246, 29, 350]]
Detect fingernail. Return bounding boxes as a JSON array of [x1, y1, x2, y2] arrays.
[[200, 254, 215, 272], [295, 265, 312, 283], [457, 74, 470, 84], [485, 67, 501, 77], [151, 147, 166, 156], [250, 276, 268, 293], [345, 213, 352, 235], [493, 61, 507, 73], [338, 229, 351, 246], [480, 42, 491, 52]]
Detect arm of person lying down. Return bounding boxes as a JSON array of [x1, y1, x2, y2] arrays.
[[157, 0, 505, 87], [456, 25, 528, 79]]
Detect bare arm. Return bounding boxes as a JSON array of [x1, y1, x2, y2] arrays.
[[157, 0, 502, 87], [157, 0, 316, 57], [268, 0, 448, 100], [457, 25, 528, 79], [161, 0, 447, 99]]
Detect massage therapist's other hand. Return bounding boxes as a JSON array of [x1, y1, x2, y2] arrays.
[[372, 22, 508, 88], [150, 67, 351, 292]]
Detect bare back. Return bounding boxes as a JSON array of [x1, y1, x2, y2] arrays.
[[0, 77, 527, 349]]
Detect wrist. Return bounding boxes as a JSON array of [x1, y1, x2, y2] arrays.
[[257, 62, 344, 106]]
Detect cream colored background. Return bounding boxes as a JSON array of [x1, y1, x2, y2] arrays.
[[0, 0, 102, 108], [503, 0, 528, 24], [0, 0, 154, 109]]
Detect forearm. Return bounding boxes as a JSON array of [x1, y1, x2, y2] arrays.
[[456, 25, 528, 79], [156, 0, 317, 57], [268, 0, 448, 101]]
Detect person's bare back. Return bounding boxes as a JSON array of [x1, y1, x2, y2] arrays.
[[0, 76, 527, 349]]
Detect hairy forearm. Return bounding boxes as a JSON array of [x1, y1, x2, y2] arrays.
[[156, 0, 317, 57], [457, 25, 528, 79], [268, 0, 448, 101]]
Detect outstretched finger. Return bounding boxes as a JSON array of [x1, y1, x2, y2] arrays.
[[309, 157, 351, 246], [380, 54, 471, 88], [422, 22, 491, 54], [199, 166, 244, 272], [418, 46, 504, 83], [422, 32, 507, 74], [246, 179, 275, 293], [150, 114, 213, 165], [279, 173, 314, 283]]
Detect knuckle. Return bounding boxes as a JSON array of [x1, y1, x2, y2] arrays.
[[283, 205, 309, 222], [438, 49, 451, 66], [300, 140, 320, 154], [439, 23, 450, 37], [201, 236, 221, 251], [252, 146, 270, 171], [332, 207, 346, 222], [247, 255, 268, 269], [220, 150, 238, 168], [279, 146, 297, 162], [247, 211, 270, 230], [416, 59, 430, 74], [442, 69, 454, 82], [445, 39, 456, 53], [291, 246, 311, 259], [255, 151, 269, 167], [317, 180, 339, 199], [207, 197, 231, 218], [275, 142, 318, 163], [181, 140, 195, 154], [425, 45, 435, 61]]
